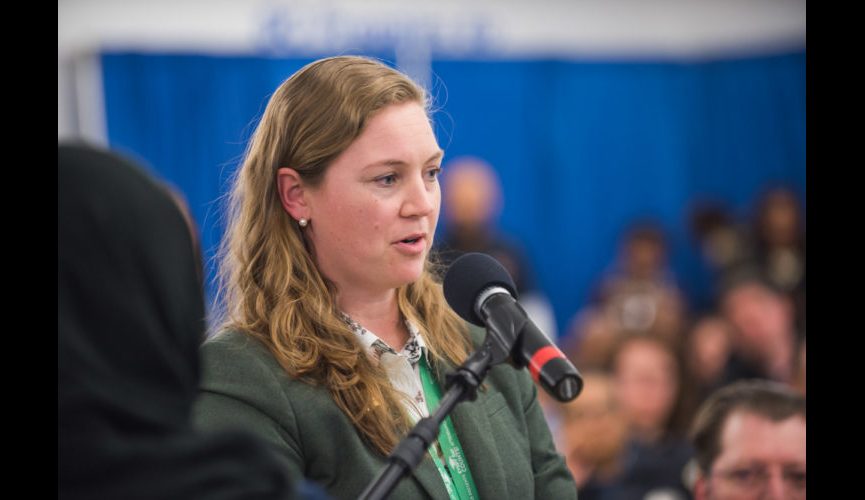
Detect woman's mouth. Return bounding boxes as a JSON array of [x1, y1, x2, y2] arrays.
[[393, 234, 426, 255]]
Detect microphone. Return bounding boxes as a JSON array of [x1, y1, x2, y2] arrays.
[[443, 252, 583, 402]]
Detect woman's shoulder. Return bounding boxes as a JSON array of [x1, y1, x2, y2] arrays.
[[196, 329, 338, 428], [202, 329, 271, 358], [199, 330, 317, 399], [201, 330, 281, 375]]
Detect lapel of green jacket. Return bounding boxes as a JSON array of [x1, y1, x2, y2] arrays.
[[419, 357, 510, 499], [405, 358, 453, 500]]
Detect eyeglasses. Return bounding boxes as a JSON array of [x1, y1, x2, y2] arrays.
[[712, 465, 806, 497]]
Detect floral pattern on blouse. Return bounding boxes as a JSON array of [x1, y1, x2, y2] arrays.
[[339, 311, 430, 420]]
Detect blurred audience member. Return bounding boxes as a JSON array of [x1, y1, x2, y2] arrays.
[[562, 306, 621, 371], [718, 270, 799, 386], [688, 201, 753, 284], [751, 186, 806, 336], [436, 155, 558, 339], [59, 143, 312, 499], [683, 314, 734, 403], [610, 335, 694, 500], [792, 337, 806, 396], [595, 222, 687, 346], [558, 371, 629, 500], [689, 379, 805, 500]]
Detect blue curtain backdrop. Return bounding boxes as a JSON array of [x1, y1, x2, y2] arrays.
[[101, 51, 805, 336]]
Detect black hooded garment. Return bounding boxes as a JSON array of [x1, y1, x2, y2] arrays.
[[58, 143, 297, 499]]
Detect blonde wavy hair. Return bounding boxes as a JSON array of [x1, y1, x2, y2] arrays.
[[214, 55, 471, 456]]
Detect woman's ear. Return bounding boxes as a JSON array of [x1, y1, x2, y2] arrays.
[[276, 168, 310, 221]]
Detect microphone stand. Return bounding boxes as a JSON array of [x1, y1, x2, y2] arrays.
[[359, 304, 526, 500]]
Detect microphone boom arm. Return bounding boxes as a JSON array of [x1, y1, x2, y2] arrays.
[[359, 291, 527, 500], [358, 330, 507, 500]]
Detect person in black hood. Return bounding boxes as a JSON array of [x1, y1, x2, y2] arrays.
[[59, 142, 320, 499]]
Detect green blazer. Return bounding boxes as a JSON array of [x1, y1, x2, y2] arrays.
[[193, 328, 577, 499]]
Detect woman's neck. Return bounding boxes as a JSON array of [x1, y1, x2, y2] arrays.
[[338, 288, 408, 351]]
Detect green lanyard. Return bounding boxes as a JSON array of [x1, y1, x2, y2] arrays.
[[418, 360, 480, 500]]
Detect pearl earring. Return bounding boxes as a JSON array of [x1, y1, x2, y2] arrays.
[[298, 218, 308, 227]]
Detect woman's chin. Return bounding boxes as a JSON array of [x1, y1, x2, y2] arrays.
[[390, 265, 426, 288]]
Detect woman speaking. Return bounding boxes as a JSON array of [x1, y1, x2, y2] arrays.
[[193, 55, 576, 499]]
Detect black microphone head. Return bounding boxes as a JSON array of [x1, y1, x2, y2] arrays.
[[443, 252, 519, 326]]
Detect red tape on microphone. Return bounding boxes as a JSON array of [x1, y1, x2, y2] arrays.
[[528, 346, 564, 383]]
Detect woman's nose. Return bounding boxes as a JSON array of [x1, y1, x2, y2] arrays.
[[401, 173, 437, 217]]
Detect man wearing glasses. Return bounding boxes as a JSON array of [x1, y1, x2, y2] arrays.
[[689, 379, 805, 499]]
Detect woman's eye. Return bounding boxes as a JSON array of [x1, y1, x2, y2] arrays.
[[377, 174, 398, 186], [426, 167, 442, 181]]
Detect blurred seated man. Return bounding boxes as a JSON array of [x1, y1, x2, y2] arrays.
[[435, 155, 558, 340], [718, 270, 799, 385], [689, 379, 805, 500], [435, 155, 567, 437], [436, 157, 523, 285]]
